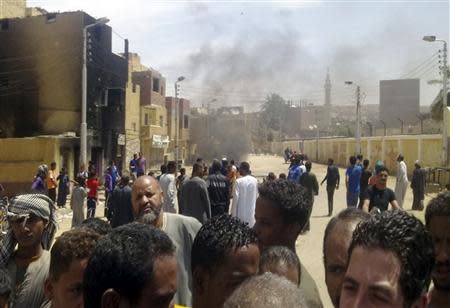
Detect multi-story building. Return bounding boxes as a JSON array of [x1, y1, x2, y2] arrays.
[[0, 11, 128, 179], [0, 0, 45, 19], [132, 67, 168, 168]]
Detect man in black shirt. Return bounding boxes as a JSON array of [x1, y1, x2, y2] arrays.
[[358, 159, 372, 209], [362, 167, 400, 213], [321, 158, 340, 216], [107, 172, 134, 228], [206, 159, 230, 217]]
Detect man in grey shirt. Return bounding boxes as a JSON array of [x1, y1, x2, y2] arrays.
[[131, 175, 201, 307], [159, 160, 178, 213], [179, 163, 211, 224]]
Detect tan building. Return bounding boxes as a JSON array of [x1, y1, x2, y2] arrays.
[[132, 66, 169, 168], [123, 53, 142, 168], [0, 0, 46, 19]]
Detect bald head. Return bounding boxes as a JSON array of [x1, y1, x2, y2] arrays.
[[131, 176, 163, 227]]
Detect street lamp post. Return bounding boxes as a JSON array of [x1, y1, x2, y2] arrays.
[[424, 35, 448, 166], [174, 76, 185, 170], [345, 81, 361, 154], [397, 118, 404, 135], [380, 120, 387, 136], [416, 114, 424, 134], [309, 125, 319, 161], [81, 17, 109, 168]]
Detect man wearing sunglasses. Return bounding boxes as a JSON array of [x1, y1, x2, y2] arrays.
[[0, 194, 57, 308], [361, 166, 400, 213]]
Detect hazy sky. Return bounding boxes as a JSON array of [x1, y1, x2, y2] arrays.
[[31, 0, 449, 110]]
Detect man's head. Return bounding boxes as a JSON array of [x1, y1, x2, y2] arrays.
[[363, 159, 370, 169], [323, 208, 370, 307], [349, 156, 357, 165], [328, 158, 334, 166], [192, 163, 203, 177], [425, 191, 450, 291], [120, 172, 130, 186], [414, 160, 421, 169], [254, 180, 310, 251], [375, 166, 389, 189], [397, 154, 404, 162], [132, 176, 163, 227], [191, 215, 260, 308], [138, 152, 143, 158], [167, 161, 176, 174], [180, 168, 186, 176], [0, 269, 11, 308], [211, 159, 222, 174], [239, 162, 250, 176], [341, 210, 434, 308], [305, 161, 312, 172], [83, 223, 176, 308], [160, 164, 167, 174], [133, 153, 138, 159], [1, 194, 57, 266], [259, 245, 301, 286], [79, 218, 112, 236], [223, 272, 307, 308], [50, 161, 57, 170], [45, 229, 100, 308], [356, 154, 363, 162]]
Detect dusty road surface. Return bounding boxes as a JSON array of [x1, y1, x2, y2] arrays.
[[55, 154, 434, 307]]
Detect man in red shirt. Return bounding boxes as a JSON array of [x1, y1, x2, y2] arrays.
[[86, 172, 99, 218]]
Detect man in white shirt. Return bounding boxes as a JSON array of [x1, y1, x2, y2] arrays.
[[394, 154, 408, 208], [231, 162, 258, 227], [159, 161, 178, 213]]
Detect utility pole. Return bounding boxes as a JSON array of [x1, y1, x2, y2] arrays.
[[423, 35, 448, 166], [380, 120, 387, 136], [397, 118, 404, 135], [356, 86, 361, 154], [174, 76, 185, 171], [443, 41, 448, 166]]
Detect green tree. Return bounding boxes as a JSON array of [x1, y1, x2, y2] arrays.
[[260, 93, 290, 131]]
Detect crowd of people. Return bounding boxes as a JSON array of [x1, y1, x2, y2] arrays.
[[0, 151, 448, 308]]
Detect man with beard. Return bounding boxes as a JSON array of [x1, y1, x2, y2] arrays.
[[362, 166, 400, 213], [425, 191, 450, 307], [131, 176, 201, 307]]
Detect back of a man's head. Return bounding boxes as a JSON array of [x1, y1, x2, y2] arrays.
[[257, 179, 310, 231], [223, 272, 307, 308], [167, 161, 176, 173], [192, 214, 257, 273], [83, 223, 175, 308], [239, 162, 250, 175], [79, 218, 112, 236], [348, 210, 434, 307], [211, 159, 222, 173], [349, 156, 357, 165], [305, 161, 312, 171]]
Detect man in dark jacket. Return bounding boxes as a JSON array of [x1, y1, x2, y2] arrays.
[[411, 160, 426, 211], [179, 163, 211, 224], [206, 159, 230, 217], [320, 158, 340, 216], [299, 161, 319, 232], [107, 172, 134, 228]]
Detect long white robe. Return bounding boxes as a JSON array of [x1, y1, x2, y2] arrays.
[[231, 175, 258, 227]]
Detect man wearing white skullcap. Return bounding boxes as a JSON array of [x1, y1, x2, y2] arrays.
[[0, 194, 57, 308]]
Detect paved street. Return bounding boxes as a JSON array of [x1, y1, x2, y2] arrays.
[[54, 154, 435, 307]]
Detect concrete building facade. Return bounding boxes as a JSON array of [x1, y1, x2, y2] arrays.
[[0, 11, 128, 177]]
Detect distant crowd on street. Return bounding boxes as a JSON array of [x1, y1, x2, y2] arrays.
[[0, 149, 448, 308]]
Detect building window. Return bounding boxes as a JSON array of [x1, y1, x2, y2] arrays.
[[152, 78, 160, 92], [184, 115, 189, 129], [144, 114, 149, 126], [132, 122, 136, 132], [1, 19, 9, 31], [159, 116, 163, 127], [160, 86, 164, 95], [46, 13, 57, 23], [132, 83, 136, 93]]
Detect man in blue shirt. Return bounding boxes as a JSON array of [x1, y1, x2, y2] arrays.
[[345, 156, 362, 208], [129, 153, 138, 179], [287, 155, 302, 182]]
